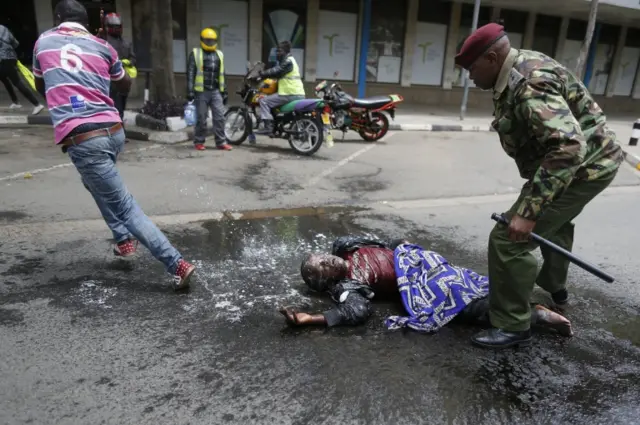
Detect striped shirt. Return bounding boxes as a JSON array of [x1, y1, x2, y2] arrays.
[[33, 22, 125, 143]]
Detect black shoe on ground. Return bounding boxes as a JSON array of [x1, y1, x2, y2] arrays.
[[551, 289, 569, 305], [471, 328, 532, 349]]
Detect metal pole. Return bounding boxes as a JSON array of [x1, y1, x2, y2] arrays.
[[460, 0, 482, 121]]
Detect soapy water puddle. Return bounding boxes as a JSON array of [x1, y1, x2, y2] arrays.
[[71, 280, 118, 309], [168, 212, 382, 322]]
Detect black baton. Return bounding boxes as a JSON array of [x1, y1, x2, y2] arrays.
[[491, 213, 615, 283]]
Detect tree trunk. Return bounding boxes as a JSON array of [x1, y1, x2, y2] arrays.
[[150, 0, 176, 102], [575, 0, 599, 79]]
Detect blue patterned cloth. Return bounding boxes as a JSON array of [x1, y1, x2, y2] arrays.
[[384, 243, 489, 333]]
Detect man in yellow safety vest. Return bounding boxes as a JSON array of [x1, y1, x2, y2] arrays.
[[186, 27, 231, 151], [252, 40, 306, 135]]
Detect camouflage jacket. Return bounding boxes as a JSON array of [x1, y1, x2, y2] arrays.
[[492, 49, 623, 220]]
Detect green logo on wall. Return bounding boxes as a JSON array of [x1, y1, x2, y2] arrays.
[[212, 24, 229, 40], [418, 42, 433, 63], [323, 33, 339, 56], [621, 61, 630, 76]]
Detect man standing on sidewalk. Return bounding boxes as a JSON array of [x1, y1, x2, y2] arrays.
[[103, 12, 135, 119], [186, 27, 231, 151], [0, 24, 45, 114], [455, 23, 623, 349], [34, 0, 196, 290]]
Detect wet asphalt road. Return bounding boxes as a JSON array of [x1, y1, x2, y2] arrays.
[[2, 126, 640, 424]]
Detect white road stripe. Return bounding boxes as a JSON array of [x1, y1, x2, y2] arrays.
[[304, 131, 395, 187], [0, 144, 163, 182]]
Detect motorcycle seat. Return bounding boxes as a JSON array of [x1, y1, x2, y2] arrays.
[[352, 96, 393, 108]]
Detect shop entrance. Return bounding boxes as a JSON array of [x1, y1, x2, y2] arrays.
[[2, 0, 39, 65]]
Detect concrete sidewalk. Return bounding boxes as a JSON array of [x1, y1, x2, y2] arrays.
[[1, 100, 638, 167]]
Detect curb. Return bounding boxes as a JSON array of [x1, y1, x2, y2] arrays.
[[1, 113, 494, 133], [389, 123, 494, 132]]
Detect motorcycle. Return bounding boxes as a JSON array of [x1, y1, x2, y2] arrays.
[[314, 77, 403, 142], [224, 62, 330, 156]]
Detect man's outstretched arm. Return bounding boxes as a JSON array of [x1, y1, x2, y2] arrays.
[[280, 282, 373, 327]]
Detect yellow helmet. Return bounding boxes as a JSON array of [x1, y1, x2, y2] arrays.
[[259, 78, 278, 95], [200, 28, 218, 51]]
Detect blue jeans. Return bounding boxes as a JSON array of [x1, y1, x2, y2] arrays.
[[67, 129, 182, 274]]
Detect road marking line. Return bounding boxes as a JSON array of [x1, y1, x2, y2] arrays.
[[0, 144, 163, 182], [305, 131, 395, 187]]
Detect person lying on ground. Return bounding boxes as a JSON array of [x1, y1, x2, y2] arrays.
[[279, 236, 572, 339]]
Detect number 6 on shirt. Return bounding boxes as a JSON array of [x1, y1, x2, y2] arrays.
[[60, 44, 83, 73]]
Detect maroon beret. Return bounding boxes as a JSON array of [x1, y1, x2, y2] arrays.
[[455, 23, 506, 69]]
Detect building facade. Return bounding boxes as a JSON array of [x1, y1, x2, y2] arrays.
[[5, 0, 640, 112]]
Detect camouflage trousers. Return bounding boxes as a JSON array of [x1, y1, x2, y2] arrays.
[[487, 172, 617, 331]]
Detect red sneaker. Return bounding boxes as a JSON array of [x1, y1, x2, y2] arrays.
[[195, 144, 206, 151], [217, 144, 232, 151], [113, 239, 138, 257], [172, 260, 196, 290]]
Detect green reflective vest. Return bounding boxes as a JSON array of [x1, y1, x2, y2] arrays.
[[193, 48, 225, 92], [278, 56, 305, 96]]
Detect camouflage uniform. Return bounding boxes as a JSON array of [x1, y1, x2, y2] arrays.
[[489, 48, 623, 331]]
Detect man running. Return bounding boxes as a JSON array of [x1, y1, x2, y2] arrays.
[[280, 236, 572, 339], [33, 0, 196, 290]]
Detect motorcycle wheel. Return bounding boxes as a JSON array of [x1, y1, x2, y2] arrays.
[[358, 111, 389, 142], [224, 107, 250, 145], [288, 116, 324, 156]]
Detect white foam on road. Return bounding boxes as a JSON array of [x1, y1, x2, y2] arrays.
[[182, 233, 335, 322]]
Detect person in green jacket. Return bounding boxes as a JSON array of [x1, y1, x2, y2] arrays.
[[455, 23, 622, 349], [252, 40, 306, 135]]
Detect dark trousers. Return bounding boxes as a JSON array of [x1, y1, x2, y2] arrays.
[[194, 90, 226, 146], [110, 90, 128, 119], [0, 59, 39, 106]]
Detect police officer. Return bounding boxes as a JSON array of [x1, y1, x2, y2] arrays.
[[454, 23, 623, 349], [186, 28, 231, 151], [253, 40, 305, 135], [104, 13, 136, 119]]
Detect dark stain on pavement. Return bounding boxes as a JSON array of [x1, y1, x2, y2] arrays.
[[1, 210, 640, 424], [1, 256, 45, 276], [0, 210, 28, 222], [0, 308, 24, 326]]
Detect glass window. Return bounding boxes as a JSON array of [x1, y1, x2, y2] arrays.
[[131, 0, 186, 72], [496, 8, 527, 50], [201, 0, 250, 76], [319, 0, 359, 14], [412, 0, 450, 86], [6, 0, 38, 64], [317, 0, 360, 80], [455, 3, 491, 87], [612, 27, 640, 96], [367, 0, 407, 83], [262, 0, 307, 76], [588, 23, 620, 95], [459, 3, 492, 31], [532, 14, 561, 57], [626, 27, 640, 48], [567, 19, 587, 41], [171, 0, 187, 73], [51, 0, 116, 36], [417, 0, 451, 25]]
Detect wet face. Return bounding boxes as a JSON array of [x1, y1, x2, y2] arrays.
[[301, 254, 348, 292], [468, 50, 501, 90]]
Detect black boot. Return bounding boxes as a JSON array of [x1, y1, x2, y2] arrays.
[[255, 120, 274, 135], [471, 328, 532, 349], [551, 289, 569, 305]]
